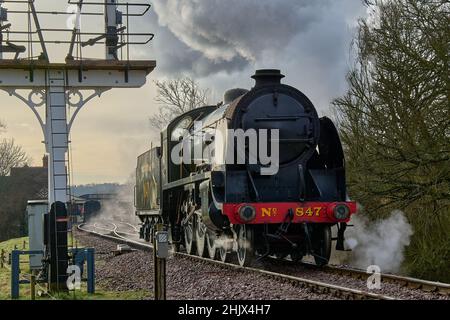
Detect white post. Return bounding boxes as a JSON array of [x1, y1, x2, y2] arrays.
[[45, 70, 69, 205], [105, 0, 118, 60], [0, 2, 4, 60]]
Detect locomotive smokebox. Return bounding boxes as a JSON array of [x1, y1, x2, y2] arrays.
[[252, 69, 285, 88], [224, 88, 249, 104]]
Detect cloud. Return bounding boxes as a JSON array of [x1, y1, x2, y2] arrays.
[[153, 0, 328, 61], [144, 0, 366, 113], [141, 13, 250, 77], [149, 1, 363, 76]]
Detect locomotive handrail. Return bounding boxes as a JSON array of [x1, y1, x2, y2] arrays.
[[162, 171, 211, 191]]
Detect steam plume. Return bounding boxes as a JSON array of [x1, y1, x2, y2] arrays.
[[345, 210, 413, 273]]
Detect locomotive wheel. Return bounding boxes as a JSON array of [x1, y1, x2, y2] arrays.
[[312, 225, 332, 267], [183, 216, 196, 255], [195, 217, 207, 257], [218, 246, 227, 262], [236, 225, 255, 267], [275, 252, 288, 260], [290, 250, 303, 263], [206, 231, 217, 260], [173, 242, 181, 253], [144, 222, 151, 242], [218, 236, 234, 263]]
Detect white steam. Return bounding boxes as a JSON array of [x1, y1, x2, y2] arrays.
[[89, 173, 138, 225], [345, 210, 413, 273]]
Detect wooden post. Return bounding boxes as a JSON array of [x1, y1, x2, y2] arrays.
[[11, 250, 20, 299], [0, 249, 4, 268], [153, 223, 166, 300], [30, 274, 36, 300]]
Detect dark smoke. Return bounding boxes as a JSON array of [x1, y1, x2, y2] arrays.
[[140, 0, 367, 112], [147, 0, 365, 77], [152, 0, 327, 62]]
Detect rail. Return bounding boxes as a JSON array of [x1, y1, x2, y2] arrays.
[[77, 222, 398, 300]]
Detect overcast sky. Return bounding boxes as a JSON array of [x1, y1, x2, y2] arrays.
[[0, 0, 367, 184]]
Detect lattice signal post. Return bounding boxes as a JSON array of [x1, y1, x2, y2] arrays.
[[0, 0, 155, 292]]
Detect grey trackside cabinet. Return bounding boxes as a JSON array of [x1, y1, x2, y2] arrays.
[[27, 200, 48, 270]]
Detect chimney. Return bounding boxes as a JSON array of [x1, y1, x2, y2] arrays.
[[251, 69, 285, 88], [42, 155, 48, 168]]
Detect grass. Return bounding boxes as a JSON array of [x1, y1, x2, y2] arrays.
[[0, 236, 150, 300]]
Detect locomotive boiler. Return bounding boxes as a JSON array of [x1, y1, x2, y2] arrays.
[[135, 69, 357, 267]]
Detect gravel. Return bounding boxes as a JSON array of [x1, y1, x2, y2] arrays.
[[74, 229, 449, 300], [74, 230, 332, 300], [259, 259, 449, 300]]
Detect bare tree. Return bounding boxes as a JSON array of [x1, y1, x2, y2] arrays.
[[149, 78, 209, 130], [0, 138, 29, 176], [0, 120, 32, 240]]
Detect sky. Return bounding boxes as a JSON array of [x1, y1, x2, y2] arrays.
[[0, 0, 367, 184]]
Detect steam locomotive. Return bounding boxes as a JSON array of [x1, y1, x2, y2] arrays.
[[135, 69, 357, 266]]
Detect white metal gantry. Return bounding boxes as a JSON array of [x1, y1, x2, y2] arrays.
[[0, 0, 155, 206]]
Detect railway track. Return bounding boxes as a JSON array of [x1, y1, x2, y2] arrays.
[[78, 221, 450, 300], [77, 221, 405, 300], [260, 256, 450, 297], [318, 264, 450, 296], [77, 221, 450, 300]]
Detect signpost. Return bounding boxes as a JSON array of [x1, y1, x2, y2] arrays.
[[154, 223, 168, 300]]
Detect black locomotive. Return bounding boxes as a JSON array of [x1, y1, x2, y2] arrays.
[[135, 69, 356, 266]]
